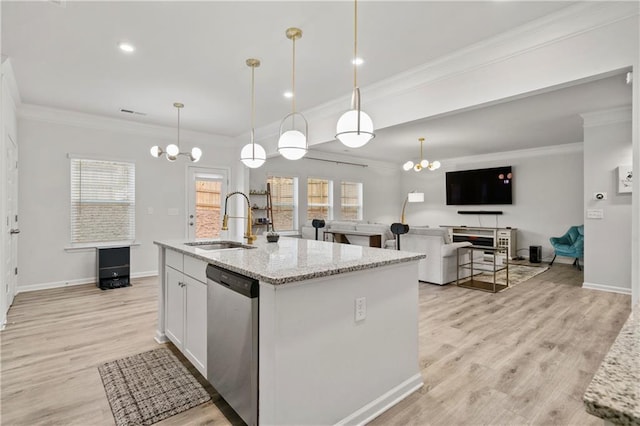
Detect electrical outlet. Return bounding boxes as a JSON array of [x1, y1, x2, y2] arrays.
[[355, 297, 366, 322]]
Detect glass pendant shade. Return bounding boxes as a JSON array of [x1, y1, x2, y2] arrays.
[[240, 143, 266, 168], [278, 129, 307, 160], [150, 146, 162, 157], [403, 161, 414, 171], [190, 147, 202, 163], [166, 144, 179, 157], [336, 109, 374, 148]]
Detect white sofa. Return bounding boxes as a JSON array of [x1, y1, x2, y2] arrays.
[[401, 228, 480, 285], [300, 220, 396, 249]]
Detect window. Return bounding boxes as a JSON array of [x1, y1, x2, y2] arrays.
[[307, 178, 333, 221], [341, 181, 363, 220], [267, 175, 298, 232], [70, 158, 135, 244]]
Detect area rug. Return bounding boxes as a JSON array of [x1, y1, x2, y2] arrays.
[[98, 347, 211, 426], [460, 264, 549, 292]]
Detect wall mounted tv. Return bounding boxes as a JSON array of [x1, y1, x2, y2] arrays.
[[446, 166, 513, 205]]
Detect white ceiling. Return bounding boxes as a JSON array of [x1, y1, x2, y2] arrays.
[[2, 1, 632, 163]]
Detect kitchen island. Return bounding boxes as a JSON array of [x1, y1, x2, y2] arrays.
[[583, 305, 639, 425], [154, 236, 424, 426]]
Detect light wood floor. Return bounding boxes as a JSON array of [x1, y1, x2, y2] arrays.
[[0, 264, 631, 426]]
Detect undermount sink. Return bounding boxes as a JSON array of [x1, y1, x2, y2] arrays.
[[185, 241, 255, 251]]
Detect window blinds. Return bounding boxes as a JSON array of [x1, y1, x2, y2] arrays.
[[70, 158, 135, 244]]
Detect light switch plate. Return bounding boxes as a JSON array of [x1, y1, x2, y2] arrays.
[[587, 209, 604, 219]]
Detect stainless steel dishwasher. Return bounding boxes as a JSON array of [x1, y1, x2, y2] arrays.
[[206, 264, 259, 426]]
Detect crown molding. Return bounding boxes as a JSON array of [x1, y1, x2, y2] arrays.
[[580, 106, 633, 128], [18, 103, 236, 147]]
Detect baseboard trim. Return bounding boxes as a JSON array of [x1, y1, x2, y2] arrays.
[[582, 282, 632, 295], [335, 373, 424, 426], [17, 271, 158, 294], [154, 331, 169, 344]]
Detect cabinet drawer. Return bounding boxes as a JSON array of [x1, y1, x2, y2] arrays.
[[184, 255, 207, 283], [166, 249, 183, 270]]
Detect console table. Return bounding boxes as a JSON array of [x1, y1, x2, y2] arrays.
[[323, 230, 383, 248], [442, 226, 517, 260], [456, 246, 509, 293]]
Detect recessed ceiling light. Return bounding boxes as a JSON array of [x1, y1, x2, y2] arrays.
[[352, 57, 364, 66], [118, 42, 135, 53], [283, 91, 293, 99]]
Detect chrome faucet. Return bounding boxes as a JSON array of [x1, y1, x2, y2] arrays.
[[222, 191, 257, 244]]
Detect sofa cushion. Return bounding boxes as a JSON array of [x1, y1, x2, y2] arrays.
[[327, 220, 358, 231], [407, 227, 451, 244], [356, 223, 393, 241]]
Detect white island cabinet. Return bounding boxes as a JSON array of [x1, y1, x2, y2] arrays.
[[160, 247, 207, 376], [154, 237, 425, 426]]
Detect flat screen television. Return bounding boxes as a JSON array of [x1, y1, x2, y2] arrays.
[[446, 166, 513, 205]]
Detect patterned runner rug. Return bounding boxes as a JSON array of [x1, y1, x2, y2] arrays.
[[98, 347, 211, 426]]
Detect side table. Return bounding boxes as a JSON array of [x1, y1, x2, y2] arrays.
[[456, 246, 509, 293]]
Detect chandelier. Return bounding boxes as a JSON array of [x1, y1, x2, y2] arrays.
[[240, 58, 266, 168], [403, 137, 440, 172], [335, 0, 375, 148], [150, 103, 202, 162], [277, 27, 308, 161]]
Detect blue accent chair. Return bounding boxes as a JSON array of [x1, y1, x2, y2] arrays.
[[549, 225, 584, 271]]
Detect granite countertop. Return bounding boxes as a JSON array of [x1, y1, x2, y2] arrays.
[[154, 236, 424, 285], [583, 305, 639, 425]]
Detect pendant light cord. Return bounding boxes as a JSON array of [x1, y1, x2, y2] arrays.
[[292, 36, 296, 113], [177, 106, 181, 149], [251, 63, 256, 145], [353, 0, 358, 89]]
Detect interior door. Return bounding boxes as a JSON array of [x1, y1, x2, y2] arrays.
[[187, 167, 227, 240], [4, 134, 18, 309]]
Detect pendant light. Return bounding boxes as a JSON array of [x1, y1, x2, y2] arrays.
[[402, 137, 440, 172], [150, 103, 202, 162], [335, 0, 375, 148], [277, 27, 308, 161], [240, 58, 266, 168]]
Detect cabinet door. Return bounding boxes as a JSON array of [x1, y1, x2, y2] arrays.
[[165, 266, 185, 347], [183, 275, 207, 376]]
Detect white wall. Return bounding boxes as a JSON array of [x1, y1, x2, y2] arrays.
[[17, 106, 241, 290], [582, 107, 633, 293], [400, 144, 584, 262], [249, 153, 401, 228]]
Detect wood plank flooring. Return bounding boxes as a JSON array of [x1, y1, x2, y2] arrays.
[[0, 264, 631, 425]]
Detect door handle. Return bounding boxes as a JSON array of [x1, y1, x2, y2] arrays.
[[10, 229, 20, 235]]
